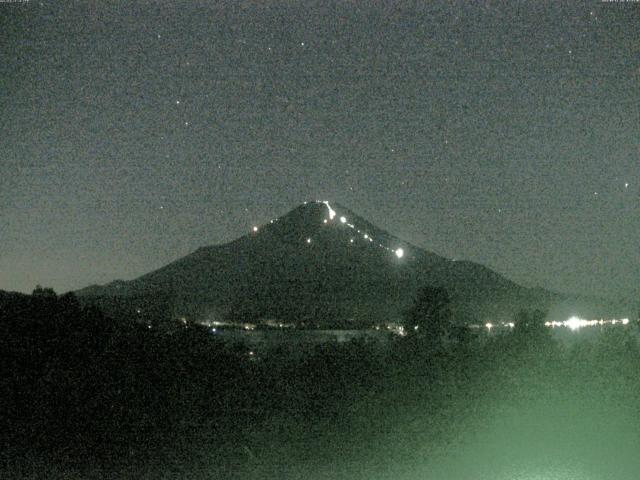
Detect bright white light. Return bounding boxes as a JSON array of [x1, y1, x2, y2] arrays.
[[350, 238, 354, 243], [322, 201, 336, 220], [306, 238, 312, 244], [485, 322, 493, 330], [395, 248, 404, 258], [565, 316, 585, 331], [622, 318, 629, 325], [363, 234, 368, 239], [252, 226, 258, 232], [340, 216, 346, 223], [323, 219, 328, 224]]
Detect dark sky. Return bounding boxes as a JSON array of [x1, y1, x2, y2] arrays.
[[1, 1, 638, 297]]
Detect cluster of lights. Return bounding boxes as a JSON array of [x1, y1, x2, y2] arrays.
[[249, 200, 407, 261], [545, 316, 629, 331], [482, 322, 515, 330], [319, 200, 406, 260], [476, 317, 630, 331], [373, 323, 407, 336]]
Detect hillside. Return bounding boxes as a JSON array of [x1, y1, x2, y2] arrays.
[[77, 200, 561, 326]]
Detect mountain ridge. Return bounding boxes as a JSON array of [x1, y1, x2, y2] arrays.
[[76, 200, 567, 325]]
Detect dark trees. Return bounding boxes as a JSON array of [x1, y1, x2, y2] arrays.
[[513, 309, 548, 337], [404, 285, 453, 343]]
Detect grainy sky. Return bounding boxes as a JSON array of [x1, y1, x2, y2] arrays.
[[1, 1, 638, 297]]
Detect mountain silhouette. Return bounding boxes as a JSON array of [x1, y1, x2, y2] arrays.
[[77, 200, 559, 326]]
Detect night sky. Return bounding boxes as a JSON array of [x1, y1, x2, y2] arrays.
[[1, 1, 638, 297]]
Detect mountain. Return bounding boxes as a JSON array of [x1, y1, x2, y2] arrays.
[[77, 200, 563, 327]]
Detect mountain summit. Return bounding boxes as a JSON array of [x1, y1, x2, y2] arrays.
[[77, 200, 558, 326]]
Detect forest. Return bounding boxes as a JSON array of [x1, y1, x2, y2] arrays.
[[2, 288, 640, 479]]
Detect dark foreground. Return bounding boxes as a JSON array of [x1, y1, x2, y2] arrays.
[[2, 292, 640, 479]]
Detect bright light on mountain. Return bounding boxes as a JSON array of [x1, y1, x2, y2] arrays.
[[395, 248, 404, 258], [340, 216, 346, 223], [322, 201, 336, 220]]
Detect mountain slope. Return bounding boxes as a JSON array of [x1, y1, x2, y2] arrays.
[[77, 200, 561, 326]]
